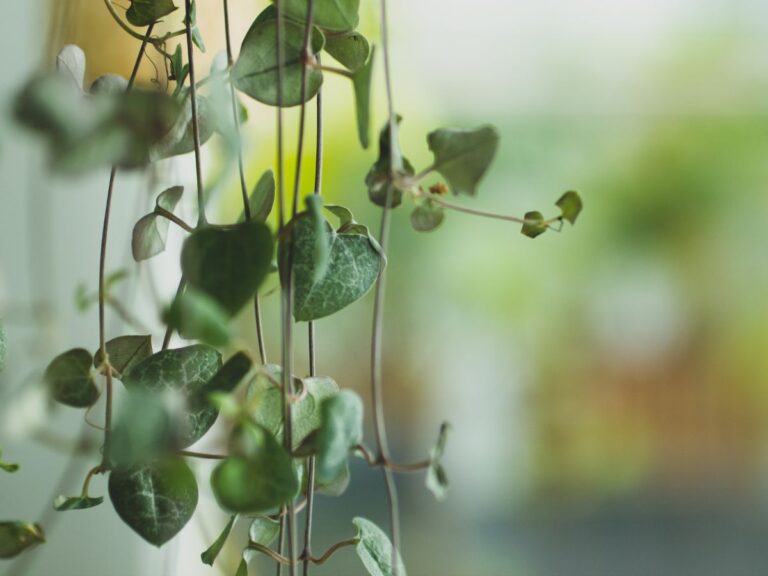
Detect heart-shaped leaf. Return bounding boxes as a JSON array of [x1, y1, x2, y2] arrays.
[[126, 0, 177, 26], [233, 6, 325, 107], [250, 371, 339, 449], [44, 348, 99, 408], [278, 0, 359, 32], [324, 32, 370, 72], [122, 345, 223, 448], [304, 390, 363, 484], [352, 517, 407, 576], [410, 201, 444, 232], [427, 125, 499, 196], [109, 456, 198, 547], [425, 422, 450, 501], [132, 185, 184, 262], [556, 190, 583, 224], [352, 47, 375, 149], [521, 211, 546, 239], [93, 335, 152, 378], [0, 522, 45, 559], [201, 514, 237, 566], [211, 422, 298, 513], [53, 495, 103, 511], [282, 214, 381, 321], [181, 221, 274, 316]]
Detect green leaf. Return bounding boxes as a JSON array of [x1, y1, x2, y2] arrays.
[[427, 126, 499, 196], [425, 422, 450, 501], [187, 0, 206, 52], [0, 319, 6, 374], [181, 221, 274, 316], [44, 348, 99, 408], [93, 335, 153, 378], [53, 495, 103, 511], [108, 390, 175, 468], [324, 31, 370, 72], [122, 345, 223, 448], [305, 390, 363, 484], [352, 47, 375, 149], [152, 96, 215, 160], [0, 522, 45, 559], [109, 456, 198, 547], [56, 45, 85, 92], [203, 352, 253, 397], [278, 0, 359, 32], [521, 211, 547, 239], [248, 516, 280, 546], [556, 190, 583, 225], [235, 558, 248, 576], [241, 170, 276, 222], [366, 117, 414, 208], [305, 195, 331, 282], [132, 185, 184, 261], [0, 448, 18, 473], [201, 514, 237, 566], [15, 76, 180, 173], [170, 45, 189, 95], [126, 0, 177, 26], [282, 213, 380, 321], [166, 288, 231, 347], [249, 373, 342, 460], [410, 201, 444, 232], [353, 517, 406, 576], [233, 6, 325, 107], [211, 422, 298, 513]]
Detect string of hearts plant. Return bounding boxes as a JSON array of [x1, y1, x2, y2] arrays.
[[1, 0, 582, 574]]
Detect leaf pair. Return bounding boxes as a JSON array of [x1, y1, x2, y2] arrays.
[[132, 186, 185, 262], [0, 522, 45, 559], [521, 190, 583, 239]]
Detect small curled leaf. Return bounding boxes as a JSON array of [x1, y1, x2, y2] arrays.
[[56, 45, 86, 92], [126, 0, 177, 26], [410, 202, 444, 232], [132, 186, 184, 261], [556, 190, 583, 225], [352, 47, 375, 149], [0, 522, 45, 559], [53, 495, 103, 511], [165, 288, 232, 347], [0, 448, 18, 473], [425, 422, 450, 501], [521, 211, 547, 239], [249, 516, 280, 546], [44, 348, 99, 408], [324, 31, 371, 72], [93, 334, 152, 379], [240, 170, 276, 222]]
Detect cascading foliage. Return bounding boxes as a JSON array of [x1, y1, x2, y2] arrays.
[[2, 0, 581, 573]]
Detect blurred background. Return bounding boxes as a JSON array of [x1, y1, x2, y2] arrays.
[[3, 0, 768, 575]]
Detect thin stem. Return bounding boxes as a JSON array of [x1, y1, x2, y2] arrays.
[[223, 0, 269, 365], [302, 62, 324, 576], [307, 62, 353, 79], [275, 514, 286, 576], [184, 0, 206, 226], [155, 207, 194, 232], [307, 538, 358, 565], [371, 0, 402, 571], [248, 543, 291, 566], [274, 0, 297, 570], [425, 193, 549, 226], [98, 23, 154, 468], [80, 465, 102, 497], [354, 445, 431, 472]]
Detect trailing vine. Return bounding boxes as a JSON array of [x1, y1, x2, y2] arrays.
[[1, 0, 582, 574]]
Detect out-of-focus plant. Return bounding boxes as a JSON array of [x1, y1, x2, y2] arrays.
[[3, 0, 581, 574]]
